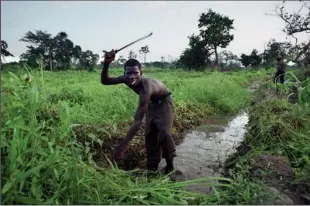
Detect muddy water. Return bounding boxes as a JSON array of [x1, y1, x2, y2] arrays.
[[158, 112, 249, 192]]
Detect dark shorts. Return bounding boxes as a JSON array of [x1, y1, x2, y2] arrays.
[[144, 94, 176, 170]]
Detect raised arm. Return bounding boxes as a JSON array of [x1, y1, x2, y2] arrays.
[[101, 50, 125, 85]]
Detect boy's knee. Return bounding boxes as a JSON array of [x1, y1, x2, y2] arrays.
[[158, 129, 170, 141]]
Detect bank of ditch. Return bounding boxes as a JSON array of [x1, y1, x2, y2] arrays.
[[1, 67, 271, 204], [223, 70, 310, 204]]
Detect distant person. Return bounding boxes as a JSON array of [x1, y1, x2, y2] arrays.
[[101, 50, 177, 180], [274, 55, 286, 86]]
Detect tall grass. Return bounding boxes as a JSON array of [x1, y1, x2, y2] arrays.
[[18, 67, 267, 126], [1, 66, 268, 204]]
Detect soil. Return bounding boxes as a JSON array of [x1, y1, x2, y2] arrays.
[[223, 130, 309, 204], [250, 154, 309, 204]]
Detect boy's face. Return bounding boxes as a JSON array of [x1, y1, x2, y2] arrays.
[[124, 66, 141, 86]]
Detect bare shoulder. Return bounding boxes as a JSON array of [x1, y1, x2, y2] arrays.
[[141, 77, 169, 94], [142, 77, 165, 87], [145, 77, 167, 84]]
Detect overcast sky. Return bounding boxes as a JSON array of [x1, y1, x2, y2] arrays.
[[1, 1, 310, 63]]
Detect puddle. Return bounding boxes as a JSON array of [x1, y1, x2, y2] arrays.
[[159, 112, 249, 193]]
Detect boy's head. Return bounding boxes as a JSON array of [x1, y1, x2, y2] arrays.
[[124, 59, 142, 86]]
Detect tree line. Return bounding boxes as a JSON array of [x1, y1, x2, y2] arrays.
[[178, 0, 309, 71], [1, 0, 309, 71]]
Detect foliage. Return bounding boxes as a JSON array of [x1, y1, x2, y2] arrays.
[[79, 50, 99, 72], [1, 40, 14, 63], [273, 0, 310, 65], [178, 9, 234, 71], [218, 50, 241, 70], [262, 39, 293, 66], [275, 1, 310, 36], [198, 9, 234, 66], [240, 49, 262, 68], [19, 30, 98, 71], [178, 34, 212, 70], [279, 71, 310, 110]]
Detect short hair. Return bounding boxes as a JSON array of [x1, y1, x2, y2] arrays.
[[124, 59, 142, 70]]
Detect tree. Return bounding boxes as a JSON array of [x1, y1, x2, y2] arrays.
[[139, 45, 150, 63], [240, 54, 252, 68], [250, 49, 262, 68], [1, 40, 14, 63], [71, 45, 82, 66], [272, 0, 310, 65], [53, 32, 82, 70], [79, 50, 99, 72], [262, 39, 292, 66], [198, 9, 234, 69], [128, 50, 137, 59], [178, 34, 212, 70], [20, 30, 83, 71], [240, 49, 262, 68], [20, 30, 55, 70], [219, 50, 238, 66]]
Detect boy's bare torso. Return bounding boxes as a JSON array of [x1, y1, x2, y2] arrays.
[[125, 77, 171, 101]]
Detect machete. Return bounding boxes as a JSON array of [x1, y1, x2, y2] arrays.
[[102, 32, 153, 54]]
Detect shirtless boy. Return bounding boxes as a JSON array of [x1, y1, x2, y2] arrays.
[[101, 50, 176, 176]]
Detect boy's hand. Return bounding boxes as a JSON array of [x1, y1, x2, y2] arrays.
[[103, 49, 116, 64], [113, 141, 128, 161]]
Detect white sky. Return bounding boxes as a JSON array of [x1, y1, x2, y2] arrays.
[[1, 1, 310, 63]]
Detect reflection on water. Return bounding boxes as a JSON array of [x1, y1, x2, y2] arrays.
[[159, 112, 249, 192]]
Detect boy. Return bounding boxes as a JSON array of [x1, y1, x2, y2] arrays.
[[101, 50, 176, 177]]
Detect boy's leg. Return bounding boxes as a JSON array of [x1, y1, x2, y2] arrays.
[[145, 114, 161, 171], [153, 98, 176, 173]]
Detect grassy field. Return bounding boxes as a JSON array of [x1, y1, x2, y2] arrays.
[[3, 66, 308, 204]]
